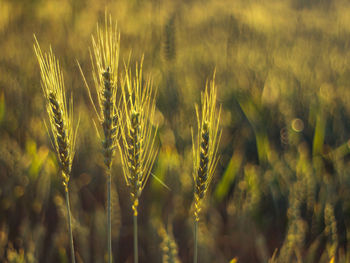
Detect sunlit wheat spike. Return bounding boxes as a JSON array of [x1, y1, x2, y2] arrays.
[[34, 37, 78, 191], [118, 57, 158, 216], [78, 13, 120, 167], [77, 13, 121, 263], [192, 72, 221, 222], [34, 36, 78, 263], [102, 66, 118, 168]]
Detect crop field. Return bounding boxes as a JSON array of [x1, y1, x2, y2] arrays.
[[2, 0, 350, 262]]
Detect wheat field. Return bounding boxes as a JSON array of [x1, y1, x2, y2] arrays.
[[2, 0, 350, 262]]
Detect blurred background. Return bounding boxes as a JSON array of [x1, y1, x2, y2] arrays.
[[2, 0, 350, 262]]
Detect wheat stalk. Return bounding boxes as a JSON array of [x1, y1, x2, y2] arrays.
[[192, 73, 221, 263], [34, 37, 78, 263], [78, 14, 120, 263], [118, 57, 158, 263]]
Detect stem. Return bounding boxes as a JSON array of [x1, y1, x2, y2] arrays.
[[65, 189, 76, 263], [194, 220, 198, 263], [107, 170, 112, 263], [134, 214, 138, 263]]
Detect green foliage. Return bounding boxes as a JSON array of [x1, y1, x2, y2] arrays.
[[214, 149, 242, 202]]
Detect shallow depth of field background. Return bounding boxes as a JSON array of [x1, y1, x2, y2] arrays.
[[2, 0, 350, 262]]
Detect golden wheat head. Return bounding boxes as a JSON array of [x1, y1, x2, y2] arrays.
[[79, 14, 120, 169], [118, 57, 158, 216], [192, 73, 221, 221], [34, 37, 78, 192]]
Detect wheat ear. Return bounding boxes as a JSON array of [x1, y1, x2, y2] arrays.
[[159, 225, 181, 263], [34, 37, 78, 263], [192, 73, 221, 263], [78, 14, 120, 263], [118, 58, 158, 263]]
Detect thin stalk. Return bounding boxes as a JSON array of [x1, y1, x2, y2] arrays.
[[65, 189, 76, 263], [107, 170, 112, 263], [134, 214, 138, 263], [194, 220, 198, 263]]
